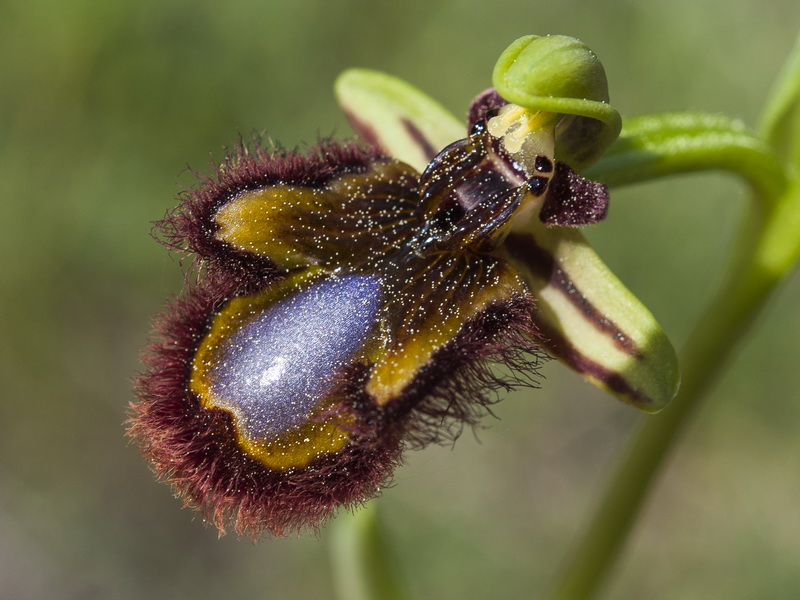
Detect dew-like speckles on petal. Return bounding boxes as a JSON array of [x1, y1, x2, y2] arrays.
[[133, 132, 552, 537], [201, 273, 383, 441]]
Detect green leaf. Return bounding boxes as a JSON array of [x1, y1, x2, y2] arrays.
[[335, 68, 464, 171], [330, 504, 409, 600]]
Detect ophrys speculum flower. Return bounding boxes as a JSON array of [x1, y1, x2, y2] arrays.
[[130, 34, 679, 537]]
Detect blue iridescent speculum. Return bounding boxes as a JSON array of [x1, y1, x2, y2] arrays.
[[191, 271, 383, 469]]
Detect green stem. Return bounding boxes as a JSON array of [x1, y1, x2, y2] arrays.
[[329, 503, 410, 600], [547, 166, 800, 599], [760, 32, 800, 166], [586, 112, 788, 202]]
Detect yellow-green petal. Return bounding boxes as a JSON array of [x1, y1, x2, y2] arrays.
[[501, 220, 680, 412], [335, 68, 464, 172]]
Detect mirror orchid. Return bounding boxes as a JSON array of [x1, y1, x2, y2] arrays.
[[129, 35, 679, 538]]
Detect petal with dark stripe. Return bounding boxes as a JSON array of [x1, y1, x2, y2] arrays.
[[335, 69, 464, 172], [501, 224, 679, 411]]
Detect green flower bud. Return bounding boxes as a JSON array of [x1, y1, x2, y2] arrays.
[[492, 35, 622, 171]]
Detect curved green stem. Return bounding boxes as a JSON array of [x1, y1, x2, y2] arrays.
[[548, 42, 800, 592], [547, 140, 800, 599], [329, 503, 410, 600], [587, 112, 788, 202]]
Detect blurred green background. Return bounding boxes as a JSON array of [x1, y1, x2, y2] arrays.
[[1, 0, 799, 598]]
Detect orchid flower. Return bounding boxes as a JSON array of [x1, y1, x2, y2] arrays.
[[129, 35, 679, 538]]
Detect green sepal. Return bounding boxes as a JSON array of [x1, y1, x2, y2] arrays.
[[335, 68, 465, 172], [501, 223, 680, 412]]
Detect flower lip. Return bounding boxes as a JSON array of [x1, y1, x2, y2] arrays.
[[130, 269, 545, 536], [132, 134, 549, 537], [131, 271, 406, 537]]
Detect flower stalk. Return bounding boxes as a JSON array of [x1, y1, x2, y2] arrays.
[[330, 504, 409, 600]]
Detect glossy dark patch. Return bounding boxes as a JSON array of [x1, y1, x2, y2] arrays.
[[468, 88, 508, 130]]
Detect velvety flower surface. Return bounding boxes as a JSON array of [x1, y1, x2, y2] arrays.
[[130, 34, 679, 538], [131, 135, 550, 536]]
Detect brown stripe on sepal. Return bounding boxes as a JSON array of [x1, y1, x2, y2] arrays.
[[504, 232, 641, 358], [401, 117, 439, 162], [531, 315, 655, 408], [341, 109, 388, 155]]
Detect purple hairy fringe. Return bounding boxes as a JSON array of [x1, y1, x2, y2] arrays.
[[129, 271, 542, 538], [399, 295, 546, 447], [539, 162, 610, 226], [156, 138, 386, 278], [129, 275, 404, 539], [326, 294, 545, 449]]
